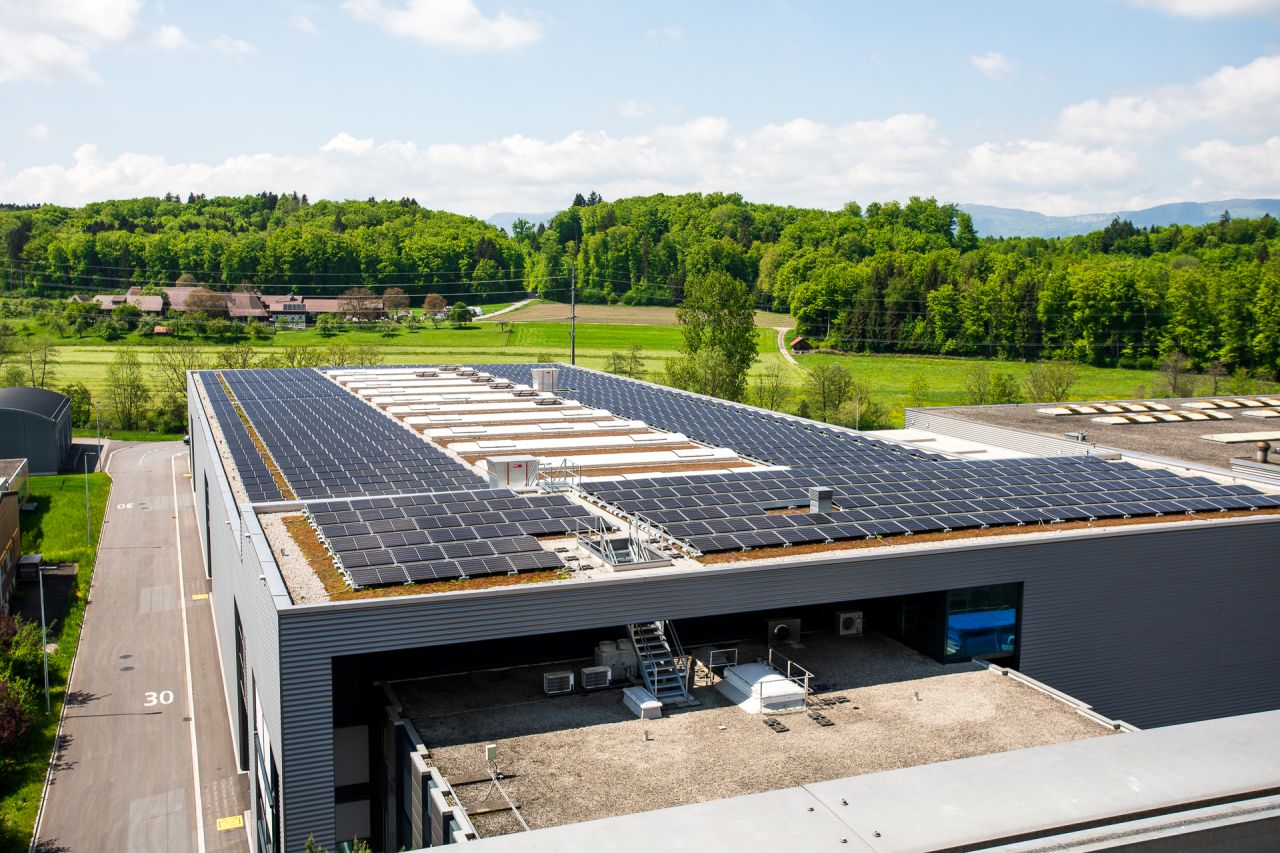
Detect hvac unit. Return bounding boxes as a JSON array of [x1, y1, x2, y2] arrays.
[[581, 665, 611, 690], [531, 367, 560, 392], [767, 618, 802, 646], [543, 671, 575, 695], [484, 456, 540, 488], [836, 610, 864, 638]]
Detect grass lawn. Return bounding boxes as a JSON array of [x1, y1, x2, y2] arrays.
[[72, 427, 184, 443], [797, 352, 1162, 427], [0, 472, 111, 848]]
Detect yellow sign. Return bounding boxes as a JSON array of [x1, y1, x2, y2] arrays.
[[191, 593, 209, 600], [216, 815, 244, 831]]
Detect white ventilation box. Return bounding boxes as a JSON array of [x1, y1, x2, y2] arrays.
[[837, 610, 864, 637], [531, 367, 559, 392], [484, 455, 540, 488], [581, 665, 611, 690], [543, 671, 574, 695], [623, 686, 662, 719]]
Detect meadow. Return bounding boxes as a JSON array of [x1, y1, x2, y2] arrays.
[[0, 472, 112, 846]]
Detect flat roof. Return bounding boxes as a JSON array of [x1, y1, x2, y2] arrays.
[[391, 631, 1118, 841], [934, 397, 1280, 472], [457, 708, 1280, 852], [195, 366, 1280, 603]]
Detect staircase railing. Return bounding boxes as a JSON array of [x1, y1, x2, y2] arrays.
[[658, 620, 692, 695]]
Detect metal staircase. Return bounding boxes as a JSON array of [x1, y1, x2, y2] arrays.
[[628, 621, 695, 706]]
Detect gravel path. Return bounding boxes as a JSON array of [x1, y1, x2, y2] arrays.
[[260, 512, 329, 603], [775, 326, 801, 368]]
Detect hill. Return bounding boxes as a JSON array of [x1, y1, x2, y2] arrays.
[[962, 199, 1280, 238]]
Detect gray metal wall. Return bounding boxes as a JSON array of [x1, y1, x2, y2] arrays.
[[274, 516, 1280, 850], [188, 376, 287, 850], [0, 409, 69, 474], [904, 407, 1098, 457]]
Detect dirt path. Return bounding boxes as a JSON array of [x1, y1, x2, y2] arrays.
[[478, 298, 534, 320], [776, 326, 802, 368]]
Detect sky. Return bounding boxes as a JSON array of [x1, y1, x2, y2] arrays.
[[1, 0, 1278, 217]]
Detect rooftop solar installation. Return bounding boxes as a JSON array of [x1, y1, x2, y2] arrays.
[[578, 456, 1280, 555], [202, 375, 284, 503], [211, 368, 488, 500], [473, 364, 941, 467], [308, 489, 597, 587]]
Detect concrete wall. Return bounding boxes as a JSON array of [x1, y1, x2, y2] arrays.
[[188, 375, 288, 851], [271, 516, 1280, 850]]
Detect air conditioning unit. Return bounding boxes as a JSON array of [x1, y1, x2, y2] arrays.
[[836, 610, 864, 638], [767, 618, 802, 646], [581, 665, 611, 690], [484, 456, 540, 488], [543, 671, 574, 695]]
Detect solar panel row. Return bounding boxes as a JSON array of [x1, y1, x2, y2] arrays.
[[579, 457, 1280, 554], [202, 376, 284, 503], [213, 369, 488, 500], [309, 489, 595, 588], [473, 364, 939, 467]]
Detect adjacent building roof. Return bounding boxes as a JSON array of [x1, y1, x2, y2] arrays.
[[0, 387, 71, 422], [93, 293, 164, 313], [226, 291, 268, 318]]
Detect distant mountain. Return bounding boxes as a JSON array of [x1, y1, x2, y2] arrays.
[[961, 198, 1280, 238], [485, 211, 559, 233]]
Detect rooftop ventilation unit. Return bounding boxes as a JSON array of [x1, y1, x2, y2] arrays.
[[512, 389, 538, 397], [483, 456, 540, 488], [543, 671, 574, 695], [581, 666, 611, 690], [531, 367, 559, 392], [809, 487, 833, 514], [768, 618, 801, 646], [1066, 431, 1087, 442], [836, 610, 863, 637], [491, 381, 513, 389], [414, 370, 438, 378], [534, 398, 564, 406], [456, 368, 477, 377]]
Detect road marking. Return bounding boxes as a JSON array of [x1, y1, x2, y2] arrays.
[[172, 453, 207, 853], [191, 593, 209, 601], [216, 815, 244, 831]]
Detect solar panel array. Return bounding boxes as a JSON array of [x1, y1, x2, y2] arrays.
[[309, 489, 598, 587], [474, 364, 939, 467], [580, 457, 1280, 554], [213, 369, 488, 500], [202, 376, 284, 503]]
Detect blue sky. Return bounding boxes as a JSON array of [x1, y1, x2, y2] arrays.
[[2, 0, 1278, 216]]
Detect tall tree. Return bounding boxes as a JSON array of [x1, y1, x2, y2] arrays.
[[672, 270, 757, 400], [104, 349, 150, 429]]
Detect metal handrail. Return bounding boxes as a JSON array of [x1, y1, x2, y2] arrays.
[[767, 647, 814, 695]]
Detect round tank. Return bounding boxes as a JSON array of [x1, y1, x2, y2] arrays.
[[598, 640, 618, 653], [616, 638, 634, 651]]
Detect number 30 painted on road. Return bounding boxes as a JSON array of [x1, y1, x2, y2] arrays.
[[144, 690, 175, 706]]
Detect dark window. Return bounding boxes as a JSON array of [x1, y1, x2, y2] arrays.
[[945, 582, 1020, 662]]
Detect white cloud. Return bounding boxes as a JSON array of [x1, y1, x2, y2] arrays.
[[970, 51, 1015, 82], [645, 25, 683, 42], [208, 35, 257, 56], [290, 14, 320, 34], [0, 0, 142, 84], [342, 0, 541, 51], [1182, 136, 1280, 195], [616, 100, 653, 119], [1129, 0, 1280, 18], [321, 133, 376, 154], [25, 123, 51, 141], [150, 24, 192, 51], [958, 140, 1137, 190], [1060, 53, 1280, 142]]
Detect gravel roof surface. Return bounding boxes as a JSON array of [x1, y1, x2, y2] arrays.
[[396, 632, 1113, 838], [938, 399, 1279, 471]]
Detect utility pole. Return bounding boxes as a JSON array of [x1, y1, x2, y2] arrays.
[[569, 268, 576, 366]]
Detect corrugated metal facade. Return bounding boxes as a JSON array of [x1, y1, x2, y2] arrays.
[[188, 376, 285, 850], [273, 517, 1280, 850]]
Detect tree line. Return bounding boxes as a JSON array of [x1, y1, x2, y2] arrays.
[[6, 191, 1279, 375]]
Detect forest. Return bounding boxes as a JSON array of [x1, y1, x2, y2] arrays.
[[3, 191, 1278, 374]]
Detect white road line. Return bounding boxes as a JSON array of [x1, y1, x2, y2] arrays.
[[172, 453, 208, 853], [104, 443, 126, 474]]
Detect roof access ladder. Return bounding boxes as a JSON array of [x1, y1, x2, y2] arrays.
[[628, 621, 696, 707]]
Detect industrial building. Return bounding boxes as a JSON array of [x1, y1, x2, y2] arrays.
[[0, 386, 72, 474], [188, 364, 1280, 852]]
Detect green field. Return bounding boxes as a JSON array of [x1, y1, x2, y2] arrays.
[[0, 472, 111, 848], [798, 352, 1178, 427]]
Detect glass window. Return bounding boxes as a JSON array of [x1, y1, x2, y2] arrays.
[[945, 582, 1019, 661]]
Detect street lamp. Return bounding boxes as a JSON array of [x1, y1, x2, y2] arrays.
[[38, 564, 50, 714]]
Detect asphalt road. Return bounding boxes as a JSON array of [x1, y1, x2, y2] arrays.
[[33, 442, 249, 853]]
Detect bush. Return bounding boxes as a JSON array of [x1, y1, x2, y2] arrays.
[[151, 393, 188, 434], [0, 678, 35, 756]]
